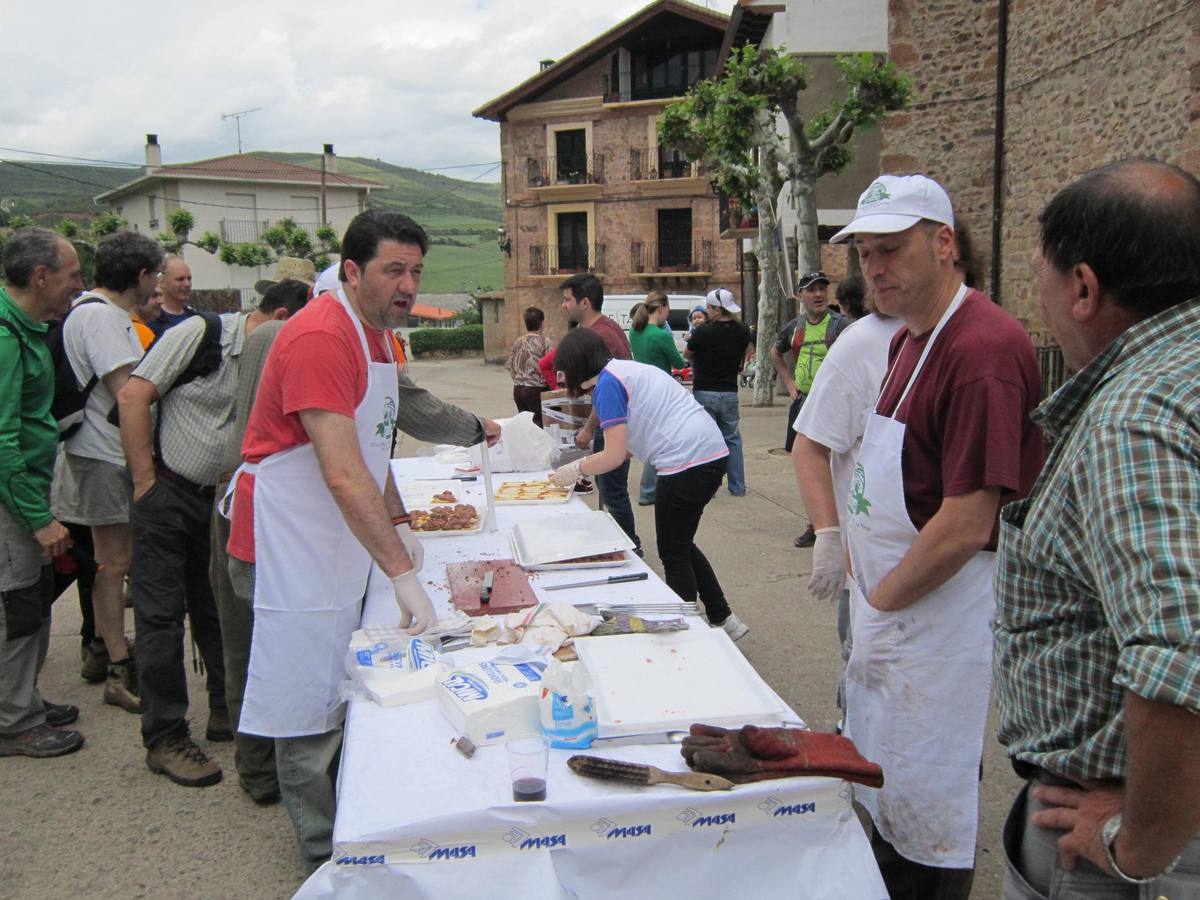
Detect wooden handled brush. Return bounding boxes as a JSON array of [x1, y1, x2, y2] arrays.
[[568, 755, 735, 792]]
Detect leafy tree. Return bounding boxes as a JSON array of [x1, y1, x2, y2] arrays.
[[660, 47, 910, 406]]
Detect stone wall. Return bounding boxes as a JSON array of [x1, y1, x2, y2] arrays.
[[881, 0, 1200, 330]]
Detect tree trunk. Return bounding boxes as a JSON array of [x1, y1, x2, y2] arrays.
[[790, 161, 821, 278], [751, 189, 783, 407]]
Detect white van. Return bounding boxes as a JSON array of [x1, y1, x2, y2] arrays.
[[600, 293, 707, 353]]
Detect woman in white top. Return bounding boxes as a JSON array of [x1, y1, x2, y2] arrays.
[[549, 328, 749, 641]]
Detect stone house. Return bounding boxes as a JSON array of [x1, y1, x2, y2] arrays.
[[473, 0, 740, 349], [95, 136, 382, 307]]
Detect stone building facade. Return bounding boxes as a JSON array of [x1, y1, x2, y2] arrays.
[[474, 1, 740, 349], [882, 0, 1199, 330]]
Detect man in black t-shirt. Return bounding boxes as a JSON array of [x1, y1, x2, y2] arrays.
[[685, 288, 751, 496]]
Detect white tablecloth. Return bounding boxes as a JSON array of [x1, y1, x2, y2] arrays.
[[294, 460, 886, 899]]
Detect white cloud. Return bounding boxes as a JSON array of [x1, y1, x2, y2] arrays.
[[2, 0, 668, 173]]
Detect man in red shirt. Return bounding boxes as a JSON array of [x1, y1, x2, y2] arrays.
[[226, 210, 498, 870], [830, 174, 1044, 899], [560, 273, 641, 553]]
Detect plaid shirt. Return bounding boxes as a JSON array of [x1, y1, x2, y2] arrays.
[[994, 296, 1200, 781]]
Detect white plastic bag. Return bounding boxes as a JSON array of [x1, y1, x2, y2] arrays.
[[469, 412, 554, 472]]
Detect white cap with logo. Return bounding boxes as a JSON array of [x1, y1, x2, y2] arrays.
[[830, 174, 954, 244], [705, 288, 741, 314]]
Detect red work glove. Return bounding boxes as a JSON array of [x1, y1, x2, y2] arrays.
[[681, 723, 884, 789]]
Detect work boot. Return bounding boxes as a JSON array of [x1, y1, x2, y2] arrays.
[[43, 701, 80, 728], [103, 659, 141, 714], [0, 723, 84, 758], [146, 726, 222, 787], [794, 525, 816, 548], [80, 640, 109, 683], [206, 708, 233, 743]]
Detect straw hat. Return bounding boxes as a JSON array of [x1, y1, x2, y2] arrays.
[[255, 256, 317, 295]]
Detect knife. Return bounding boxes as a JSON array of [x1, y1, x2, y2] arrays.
[[480, 570, 495, 605], [409, 475, 478, 482], [543, 572, 650, 592], [590, 730, 687, 748]]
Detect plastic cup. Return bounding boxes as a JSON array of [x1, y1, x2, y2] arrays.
[[507, 734, 549, 802]]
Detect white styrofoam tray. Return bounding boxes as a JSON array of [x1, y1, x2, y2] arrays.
[[508, 532, 632, 571], [493, 474, 575, 505], [398, 479, 461, 511], [509, 510, 635, 566], [574, 628, 788, 737]]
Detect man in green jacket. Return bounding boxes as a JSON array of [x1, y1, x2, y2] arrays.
[[0, 228, 86, 758]]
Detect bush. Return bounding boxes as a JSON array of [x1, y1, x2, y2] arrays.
[[409, 325, 484, 355]]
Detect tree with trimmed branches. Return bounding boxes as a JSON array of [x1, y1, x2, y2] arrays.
[[659, 47, 910, 406]]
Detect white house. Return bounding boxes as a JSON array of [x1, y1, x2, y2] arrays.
[[95, 135, 383, 306]]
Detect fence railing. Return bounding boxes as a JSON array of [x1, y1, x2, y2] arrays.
[[628, 148, 700, 181], [630, 239, 713, 273], [529, 243, 606, 276], [524, 154, 605, 189], [219, 219, 320, 243]]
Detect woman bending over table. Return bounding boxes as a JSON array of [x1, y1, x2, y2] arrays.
[[549, 328, 749, 641]]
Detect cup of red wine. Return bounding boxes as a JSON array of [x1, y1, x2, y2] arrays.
[[507, 734, 549, 802]]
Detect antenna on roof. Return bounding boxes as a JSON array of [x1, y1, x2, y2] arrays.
[[220, 107, 263, 154]]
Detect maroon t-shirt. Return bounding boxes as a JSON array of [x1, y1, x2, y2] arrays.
[[587, 315, 632, 360], [876, 290, 1044, 549]]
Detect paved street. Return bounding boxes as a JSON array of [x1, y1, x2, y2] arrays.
[[0, 356, 1019, 899]]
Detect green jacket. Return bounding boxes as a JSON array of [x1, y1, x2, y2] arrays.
[[628, 324, 686, 373], [0, 287, 57, 531]]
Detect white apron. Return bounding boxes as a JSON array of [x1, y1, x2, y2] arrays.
[[238, 288, 398, 738], [843, 285, 995, 869]]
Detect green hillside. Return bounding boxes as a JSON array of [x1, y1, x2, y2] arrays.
[[0, 152, 505, 294]]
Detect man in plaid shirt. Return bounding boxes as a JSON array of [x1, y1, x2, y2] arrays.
[[994, 158, 1200, 896]]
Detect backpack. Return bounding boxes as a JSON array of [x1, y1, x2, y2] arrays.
[[45, 294, 108, 440]]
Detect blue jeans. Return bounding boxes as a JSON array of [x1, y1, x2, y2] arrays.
[[594, 431, 640, 550], [693, 390, 745, 495], [277, 727, 343, 872], [638, 461, 658, 504]]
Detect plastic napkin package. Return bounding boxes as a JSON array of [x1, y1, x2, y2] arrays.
[[539, 658, 598, 749]]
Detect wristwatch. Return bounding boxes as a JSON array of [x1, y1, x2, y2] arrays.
[[1101, 813, 1180, 884]]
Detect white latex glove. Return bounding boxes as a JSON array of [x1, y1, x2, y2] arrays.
[[396, 523, 424, 574], [806, 527, 847, 601], [390, 569, 438, 635], [550, 458, 584, 488]]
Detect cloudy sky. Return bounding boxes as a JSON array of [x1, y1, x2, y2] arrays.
[[2, 0, 713, 179]]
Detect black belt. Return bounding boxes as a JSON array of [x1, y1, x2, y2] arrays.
[[157, 465, 216, 499], [1011, 758, 1121, 789]]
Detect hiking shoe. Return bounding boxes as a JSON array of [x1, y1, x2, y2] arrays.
[[206, 708, 233, 743], [0, 723, 84, 758], [80, 640, 109, 684], [43, 701, 80, 727], [717, 613, 750, 642], [103, 660, 141, 714], [794, 525, 817, 548], [146, 727, 222, 787]]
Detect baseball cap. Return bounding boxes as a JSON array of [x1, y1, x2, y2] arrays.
[[830, 174, 954, 244], [314, 262, 341, 296], [254, 256, 317, 295], [705, 288, 741, 314], [796, 271, 829, 290]]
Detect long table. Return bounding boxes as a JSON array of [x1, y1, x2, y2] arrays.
[[294, 459, 886, 899]]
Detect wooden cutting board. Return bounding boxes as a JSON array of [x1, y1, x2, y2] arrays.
[[446, 559, 539, 617]]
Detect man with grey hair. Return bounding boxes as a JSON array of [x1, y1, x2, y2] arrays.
[[53, 231, 163, 715], [0, 228, 86, 758], [994, 158, 1200, 896]]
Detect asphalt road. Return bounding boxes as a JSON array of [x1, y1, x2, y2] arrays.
[[0, 357, 1020, 899]]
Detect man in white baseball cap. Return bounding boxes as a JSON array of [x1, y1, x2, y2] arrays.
[[685, 288, 751, 500], [830, 173, 1045, 899]]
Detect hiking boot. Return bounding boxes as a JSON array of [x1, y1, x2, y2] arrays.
[[80, 640, 109, 684], [146, 727, 222, 787], [43, 701, 80, 727], [0, 723, 84, 758], [206, 708, 233, 743], [794, 525, 817, 548], [717, 613, 750, 642], [103, 660, 141, 714]]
